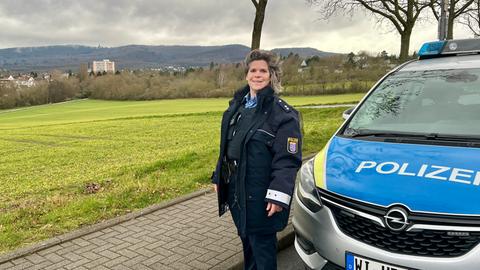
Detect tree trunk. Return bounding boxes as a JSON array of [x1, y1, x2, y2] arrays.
[[399, 30, 412, 60], [251, 0, 268, 50], [447, 16, 455, 39], [447, 0, 455, 39]]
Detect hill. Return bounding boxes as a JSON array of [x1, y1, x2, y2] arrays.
[[272, 47, 337, 58], [0, 44, 338, 72]]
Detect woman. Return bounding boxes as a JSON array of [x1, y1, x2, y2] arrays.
[[212, 50, 302, 270]]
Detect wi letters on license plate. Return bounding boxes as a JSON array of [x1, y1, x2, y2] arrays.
[[345, 253, 410, 270]]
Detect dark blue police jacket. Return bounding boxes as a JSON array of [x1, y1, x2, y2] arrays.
[[212, 85, 302, 236]]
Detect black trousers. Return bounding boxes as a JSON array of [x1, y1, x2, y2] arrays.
[[240, 233, 277, 270]]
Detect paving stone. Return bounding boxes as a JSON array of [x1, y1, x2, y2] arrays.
[[43, 260, 70, 270], [162, 239, 182, 249], [78, 251, 101, 261], [64, 252, 83, 263], [109, 241, 132, 252], [105, 236, 126, 245], [0, 262, 14, 270], [169, 233, 191, 242], [90, 243, 114, 253], [88, 237, 108, 247], [29, 261, 54, 270], [215, 249, 238, 261], [130, 247, 156, 258], [170, 246, 191, 256], [37, 245, 63, 256], [103, 255, 129, 268], [186, 244, 210, 255], [44, 253, 64, 263], [111, 264, 132, 270], [87, 265, 110, 270], [176, 252, 202, 264], [120, 255, 148, 267], [25, 253, 46, 264], [117, 248, 140, 259], [98, 249, 120, 260], [82, 256, 110, 269], [99, 230, 121, 240], [160, 254, 182, 265], [72, 238, 92, 247], [64, 258, 89, 270], [71, 244, 96, 255], [170, 261, 191, 270], [124, 264, 152, 270], [55, 244, 80, 256], [121, 236, 141, 245], [206, 257, 222, 266], [141, 254, 166, 266], [188, 259, 215, 269], [11, 257, 29, 266], [125, 242, 147, 252], [9, 262, 33, 270], [149, 246, 173, 258]]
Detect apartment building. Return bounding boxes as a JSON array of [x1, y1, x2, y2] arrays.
[[92, 59, 115, 73]]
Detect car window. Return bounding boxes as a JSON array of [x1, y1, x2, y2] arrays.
[[345, 68, 480, 137]]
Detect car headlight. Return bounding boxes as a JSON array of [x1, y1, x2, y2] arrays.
[[297, 157, 322, 212]]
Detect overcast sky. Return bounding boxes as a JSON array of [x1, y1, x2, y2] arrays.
[[0, 0, 475, 56]]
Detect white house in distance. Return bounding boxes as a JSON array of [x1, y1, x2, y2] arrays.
[[92, 59, 115, 73], [0, 75, 36, 88]]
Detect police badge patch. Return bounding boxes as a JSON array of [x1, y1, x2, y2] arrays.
[[287, 137, 298, 154]]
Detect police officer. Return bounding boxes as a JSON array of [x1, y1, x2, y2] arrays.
[[212, 50, 302, 270]]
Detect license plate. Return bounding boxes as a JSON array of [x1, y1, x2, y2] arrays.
[[345, 252, 410, 270]]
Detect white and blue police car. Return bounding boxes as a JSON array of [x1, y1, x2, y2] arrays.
[[293, 38, 480, 270]]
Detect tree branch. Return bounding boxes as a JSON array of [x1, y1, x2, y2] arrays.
[[454, 0, 474, 18], [356, 0, 405, 30]]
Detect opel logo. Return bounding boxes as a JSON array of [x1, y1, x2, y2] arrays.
[[384, 207, 409, 231]]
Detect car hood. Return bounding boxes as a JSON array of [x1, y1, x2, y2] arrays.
[[317, 136, 480, 215]]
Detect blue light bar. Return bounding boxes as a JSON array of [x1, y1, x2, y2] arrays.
[[418, 41, 446, 57]]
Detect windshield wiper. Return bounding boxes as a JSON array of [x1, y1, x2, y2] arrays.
[[343, 128, 424, 138], [344, 128, 480, 143], [429, 133, 480, 142]]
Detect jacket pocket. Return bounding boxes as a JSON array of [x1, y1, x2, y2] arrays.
[[245, 193, 290, 233], [251, 129, 275, 147]]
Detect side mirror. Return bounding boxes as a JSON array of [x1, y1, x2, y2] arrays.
[[342, 107, 355, 120]]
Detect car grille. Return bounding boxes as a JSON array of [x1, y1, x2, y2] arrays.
[[330, 206, 480, 257]]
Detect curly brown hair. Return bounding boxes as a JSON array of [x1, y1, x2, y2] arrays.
[[244, 49, 283, 93]]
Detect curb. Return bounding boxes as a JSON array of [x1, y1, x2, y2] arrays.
[[0, 188, 213, 264]]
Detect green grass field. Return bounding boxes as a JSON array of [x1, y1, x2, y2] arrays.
[[0, 94, 362, 253], [0, 94, 362, 129]]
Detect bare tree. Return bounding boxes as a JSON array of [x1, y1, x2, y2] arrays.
[[458, 0, 480, 36], [251, 0, 268, 50], [307, 0, 433, 60], [430, 0, 474, 39]]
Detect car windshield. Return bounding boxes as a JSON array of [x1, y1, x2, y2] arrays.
[[345, 68, 480, 138]]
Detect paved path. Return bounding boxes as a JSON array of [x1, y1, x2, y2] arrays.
[[0, 190, 294, 270], [298, 103, 356, 109]]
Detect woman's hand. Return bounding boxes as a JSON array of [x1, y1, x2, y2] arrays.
[[212, 184, 218, 193], [266, 202, 283, 217]]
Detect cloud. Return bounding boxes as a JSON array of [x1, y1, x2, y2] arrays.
[[0, 0, 475, 55]]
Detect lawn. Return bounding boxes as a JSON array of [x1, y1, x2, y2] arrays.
[[0, 94, 362, 253]]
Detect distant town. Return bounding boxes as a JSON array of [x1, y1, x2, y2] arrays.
[[0, 59, 198, 89]]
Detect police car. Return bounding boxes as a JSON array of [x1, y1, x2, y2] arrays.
[[293, 38, 480, 270]]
